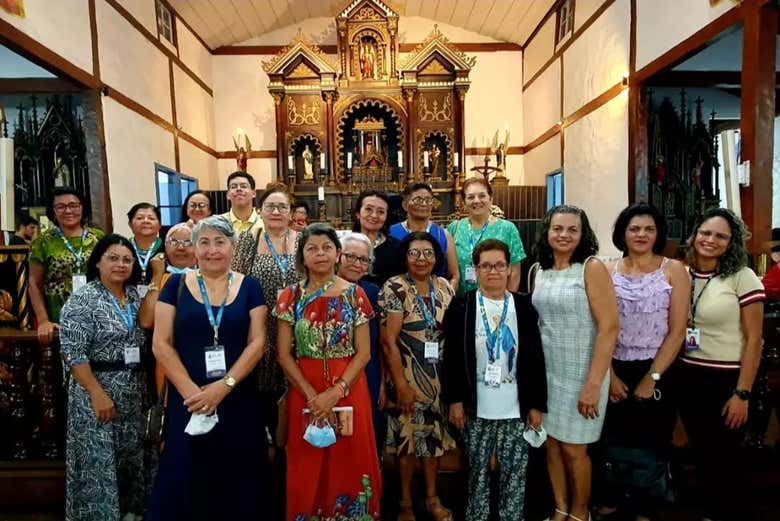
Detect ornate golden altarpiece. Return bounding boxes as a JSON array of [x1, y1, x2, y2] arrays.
[[262, 0, 475, 224]]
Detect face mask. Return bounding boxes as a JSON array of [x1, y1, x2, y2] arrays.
[[303, 421, 337, 448], [522, 425, 547, 448], [185, 411, 219, 436]]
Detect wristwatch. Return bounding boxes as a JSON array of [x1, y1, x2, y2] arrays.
[[649, 371, 661, 382], [734, 389, 751, 400], [223, 375, 237, 389]]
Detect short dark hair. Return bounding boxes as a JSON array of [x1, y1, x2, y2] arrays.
[[296, 223, 341, 276], [180, 190, 214, 223], [86, 234, 142, 286], [292, 201, 310, 214], [472, 238, 510, 266], [533, 205, 599, 269], [612, 203, 667, 255], [685, 207, 749, 277], [461, 177, 492, 198], [398, 231, 444, 272], [257, 183, 293, 208], [17, 215, 39, 228], [351, 190, 391, 233], [47, 187, 89, 225], [127, 202, 161, 223], [402, 182, 433, 198], [226, 171, 256, 190]]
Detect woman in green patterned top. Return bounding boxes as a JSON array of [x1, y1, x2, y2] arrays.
[[448, 177, 526, 295], [28, 187, 104, 344]]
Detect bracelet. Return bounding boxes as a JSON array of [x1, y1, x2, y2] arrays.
[[147, 282, 160, 292], [334, 377, 350, 397]]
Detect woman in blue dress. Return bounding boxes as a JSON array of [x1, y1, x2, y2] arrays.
[[147, 216, 268, 520]]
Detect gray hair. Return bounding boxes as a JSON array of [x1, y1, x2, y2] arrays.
[[339, 231, 374, 269], [191, 215, 236, 244]]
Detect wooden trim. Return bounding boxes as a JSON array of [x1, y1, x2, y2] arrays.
[[629, 0, 637, 75], [104, 0, 213, 97], [88, 0, 100, 80], [158, 0, 212, 52], [178, 130, 217, 157], [560, 51, 565, 174], [0, 18, 100, 89], [169, 59, 180, 171], [464, 146, 524, 156], [399, 42, 522, 52], [0, 78, 81, 94], [215, 150, 279, 159], [104, 85, 174, 133], [212, 42, 522, 55], [524, 125, 561, 154], [524, 0, 616, 91], [631, 5, 743, 85], [628, 0, 638, 203], [522, 0, 562, 49]]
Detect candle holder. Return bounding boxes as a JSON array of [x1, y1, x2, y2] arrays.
[[318, 200, 327, 221], [287, 170, 296, 189]]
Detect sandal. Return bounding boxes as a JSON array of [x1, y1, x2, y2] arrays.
[[544, 508, 569, 521], [425, 496, 453, 521], [397, 499, 415, 521]]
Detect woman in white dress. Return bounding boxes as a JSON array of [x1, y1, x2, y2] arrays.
[[530, 205, 619, 521]]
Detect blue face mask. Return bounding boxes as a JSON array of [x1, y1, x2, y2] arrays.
[[303, 421, 337, 448]]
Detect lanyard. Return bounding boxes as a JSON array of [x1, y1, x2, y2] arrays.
[[295, 278, 336, 320], [196, 271, 234, 345], [107, 289, 136, 332], [406, 274, 437, 329], [690, 271, 716, 327], [131, 237, 161, 274], [56, 227, 88, 271], [264, 231, 290, 272], [477, 290, 509, 363], [167, 265, 195, 274], [401, 220, 432, 234], [467, 219, 489, 251]]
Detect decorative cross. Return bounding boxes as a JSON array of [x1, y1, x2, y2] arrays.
[[470, 155, 500, 183]]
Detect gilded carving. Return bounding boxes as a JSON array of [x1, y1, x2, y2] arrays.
[[420, 59, 450, 76], [354, 5, 382, 20], [288, 62, 318, 79], [419, 93, 451, 122], [288, 97, 321, 126]]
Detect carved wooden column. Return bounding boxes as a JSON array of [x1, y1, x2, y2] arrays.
[[273, 93, 285, 181], [39, 339, 61, 458], [323, 91, 337, 185], [404, 88, 416, 181], [456, 88, 467, 185]]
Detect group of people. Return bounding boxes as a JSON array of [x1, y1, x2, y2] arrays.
[[25, 171, 767, 521]]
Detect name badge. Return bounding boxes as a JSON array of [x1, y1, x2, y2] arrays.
[[685, 327, 701, 351], [137, 284, 149, 299], [277, 288, 284, 301], [484, 363, 502, 388], [124, 346, 141, 366], [465, 265, 477, 283], [205, 345, 227, 378], [424, 341, 439, 362], [72, 274, 87, 293]]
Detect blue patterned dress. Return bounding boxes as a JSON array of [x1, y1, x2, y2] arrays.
[[59, 280, 147, 521]]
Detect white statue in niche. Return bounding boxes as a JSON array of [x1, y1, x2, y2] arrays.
[[302, 145, 314, 180]]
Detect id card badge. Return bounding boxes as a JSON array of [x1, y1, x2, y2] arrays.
[[204, 344, 227, 378], [484, 363, 502, 388], [277, 289, 284, 302], [424, 341, 439, 363], [124, 346, 141, 366], [137, 284, 149, 299], [465, 265, 477, 283], [72, 274, 87, 293], [685, 328, 701, 351]]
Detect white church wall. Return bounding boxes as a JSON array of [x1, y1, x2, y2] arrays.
[[173, 62, 215, 148], [524, 134, 561, 186], [114, 0, 157, 36], [179, 139, 218, 189], [178, 21, 214, 88], [523, 16, 556, 84], [522, 60, 561, 144], [217, 158, 275, 191], [574, 0, 605, 32]]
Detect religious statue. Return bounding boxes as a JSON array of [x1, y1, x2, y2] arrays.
[[359, 39, 377, 79], [429, 144, 441, 177], [52, 149, 71, 187], [302, 145, 314, 180], [233, 133, 252, 171], [492, 128, 509, 172]]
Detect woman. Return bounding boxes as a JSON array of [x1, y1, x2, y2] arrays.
[[353, 189, 404, 287], [147, 216, 268, 520], [443, 238, 547, 521], [389, 183, 459, 291], [29, 187, 105, 344], [337, 231, 386, 453], [180, 190, 213, 224], [678, 208, 764, 521], [127, 203, 164, 288], [59, 234, 147, 520], [275, 224, 382, 519], [596, 203, 689, 521], [380, 232, 456, 521], [530, 205, 619, 521], [448, 177, 526, 295]]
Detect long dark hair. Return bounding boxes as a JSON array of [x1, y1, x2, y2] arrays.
[[86, 234, 142, 286], [351, 190, 391, 233], [47, 187, 89, 226], [611, 202, 667, 255], [533, 205, 599, 269], [180, 190, 214, 223], [685, 207, 749, 277]]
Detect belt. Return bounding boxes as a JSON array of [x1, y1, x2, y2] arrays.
[[90, 360, 142, 372]]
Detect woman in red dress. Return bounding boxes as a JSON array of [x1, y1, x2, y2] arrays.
[[275, 223, 382, 520]]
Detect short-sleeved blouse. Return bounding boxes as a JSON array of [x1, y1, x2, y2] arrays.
[[363, 234, 404, 288], [274, 282, 374, 359]]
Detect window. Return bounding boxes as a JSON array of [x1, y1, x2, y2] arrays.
[[556, 0, 575, 45], [156, 0, 175, 45], [546, 170, 564, 210], [155, 164, 197, 226]]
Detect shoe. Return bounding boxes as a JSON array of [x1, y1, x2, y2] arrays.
[[568, 514, 591, 521], [544, 508, 569, 521]]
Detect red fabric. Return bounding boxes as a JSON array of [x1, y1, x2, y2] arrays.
[[763, 263, 780, 300], [286, 358, 382, 520]]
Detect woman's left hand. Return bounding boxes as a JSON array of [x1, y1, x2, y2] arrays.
[[633, 374, 657, 400], [183, 380, 230, 414], [577, 382, 601, 419], [526, 409, 542, 429], [722, 395, 749, 429], [308, 387, 341, 421]]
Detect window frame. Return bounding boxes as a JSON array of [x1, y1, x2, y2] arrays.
[[154, 163, 197, 226], [155, 0, 177, 47], [546, 169, 564, 210], [555, 0, 576, 46]]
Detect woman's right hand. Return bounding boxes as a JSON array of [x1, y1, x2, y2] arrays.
[[150, 253, 166, 278], [37, 320, 58, 345], [89, 388, 116, 422], [449, 402, 467, 430], [396, 381, 417, 415], [609, 374, 628, 403]]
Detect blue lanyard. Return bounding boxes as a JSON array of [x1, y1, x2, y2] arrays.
[[167, 265, 194, 274], [406, 275, 437, 329], [264, 231, 290, 272], [131, 237, 161, 274], [56, 227, 88, 271], [106, 289, 136, 332], [295, 278, 336, 320], [467, 220, 489, 251], [196, 271, 234, 345], [477, 290, 509, 363]]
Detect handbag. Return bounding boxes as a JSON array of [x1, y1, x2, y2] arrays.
[[602, 445, 675, 502]]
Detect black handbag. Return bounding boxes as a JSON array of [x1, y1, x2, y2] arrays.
[[603, 445, 675, 503], [145, 381, 168, 447]]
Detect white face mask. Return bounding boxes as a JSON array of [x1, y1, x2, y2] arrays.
[[522, 425, 547, 448], [185, 410, 219, 436]]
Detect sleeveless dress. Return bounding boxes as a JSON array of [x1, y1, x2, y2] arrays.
[[532, 262, 609, 444]]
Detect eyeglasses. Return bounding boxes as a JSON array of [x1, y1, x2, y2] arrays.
[[697, 229, 731, 242], [229, 182, 252, 191], [477, 262, 509, 273], [342, 252, 371, 266], [53, 202, 82, 212], [167, 238, 193, 248], [103, 253, 135, 265], [407, 248, 435, 260], [262, 202, 290, 214], [409, 196, 434, 206], [188, 202, 209, 210]]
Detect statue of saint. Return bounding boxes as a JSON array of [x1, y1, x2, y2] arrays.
[[359, 40, 376, 79], [302, 145, 314, 180], [430, 144, 441, 177], [233, 134, 252, 171]]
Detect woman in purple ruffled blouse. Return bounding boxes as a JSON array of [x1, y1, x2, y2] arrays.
[[596, 203, 689, 521]]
